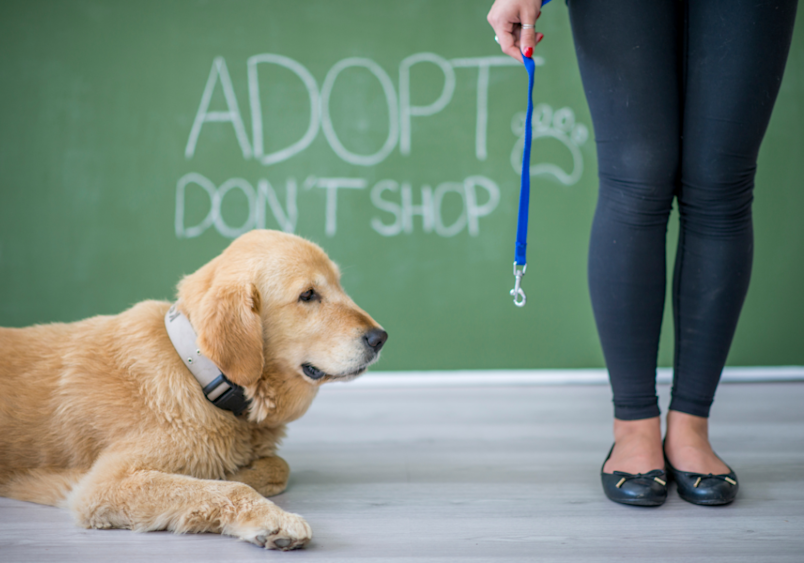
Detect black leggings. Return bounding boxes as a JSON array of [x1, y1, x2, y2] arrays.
[[568, 0, 798, 420]]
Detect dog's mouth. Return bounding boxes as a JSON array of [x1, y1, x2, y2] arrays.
[[301, 363, 327, 380], [301, 363, 369, 382]]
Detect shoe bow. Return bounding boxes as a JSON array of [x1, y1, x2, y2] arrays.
[[612, 469, 667, 488], [687, 473, 738, 488]]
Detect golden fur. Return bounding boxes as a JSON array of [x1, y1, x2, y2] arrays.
[[0, 230, 385, 550]]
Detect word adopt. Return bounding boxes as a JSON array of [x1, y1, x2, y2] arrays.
[[185, 53, 535, 166]]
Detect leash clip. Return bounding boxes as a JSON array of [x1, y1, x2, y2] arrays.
[[510, 262, 527, 307]]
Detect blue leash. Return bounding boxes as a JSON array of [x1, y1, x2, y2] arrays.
[[510, 54, 535, 307]]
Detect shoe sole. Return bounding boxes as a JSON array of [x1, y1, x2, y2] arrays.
[[678, 494, 735, 506], [606, 495, 666, 507]]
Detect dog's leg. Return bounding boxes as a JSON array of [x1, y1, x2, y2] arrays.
[[0, 468, 86, 507], [227, 456, 290, 497], [68, 458, 311, 550]]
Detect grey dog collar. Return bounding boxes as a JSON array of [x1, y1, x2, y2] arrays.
[[164, 303, 251, 416]]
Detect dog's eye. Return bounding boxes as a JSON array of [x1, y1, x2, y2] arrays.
[[299, 289, 320, 303]]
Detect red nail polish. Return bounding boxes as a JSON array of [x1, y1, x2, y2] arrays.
[[535, 33, 544, 45], [523, 46, 533, 58]]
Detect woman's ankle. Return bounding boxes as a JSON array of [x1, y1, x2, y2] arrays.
[[604, 417, 664, 474], [664, 410, 730, 474], [613, 416, 662, 441], [665, 410, 710, 451]]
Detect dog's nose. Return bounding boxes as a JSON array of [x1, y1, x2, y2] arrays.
[[363, 328, 388, 353]]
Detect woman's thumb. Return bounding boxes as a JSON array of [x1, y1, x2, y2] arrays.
[[520, 26, 538, 58]]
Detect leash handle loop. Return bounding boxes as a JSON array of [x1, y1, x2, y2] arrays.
[[511, 55, 535, 307]]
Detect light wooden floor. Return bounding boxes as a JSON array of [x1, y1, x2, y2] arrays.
[[1, 382, 803, 562]]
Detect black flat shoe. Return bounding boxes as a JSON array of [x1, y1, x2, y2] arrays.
[[664, 454, 738, 506], [600, 444, 668, 507]]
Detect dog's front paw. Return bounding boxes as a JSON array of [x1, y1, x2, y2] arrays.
[[227, 456, 290, 497], [235, 505, 312, 551]]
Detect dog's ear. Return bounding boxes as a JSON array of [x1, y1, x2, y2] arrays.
[[190, 281, 265, 388]]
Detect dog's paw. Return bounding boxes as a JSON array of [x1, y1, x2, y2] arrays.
[[254, 481, 288, 498], [235, 506, 312, 551], [227, 456, 290, 497]]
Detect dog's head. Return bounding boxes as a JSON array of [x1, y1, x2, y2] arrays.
[[176, 230, 387, 421]]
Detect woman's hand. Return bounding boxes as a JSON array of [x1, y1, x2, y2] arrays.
[[487, 0, 544, 63]]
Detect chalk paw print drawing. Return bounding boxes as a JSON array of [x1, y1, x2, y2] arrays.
[[510, 104, 589, 186]]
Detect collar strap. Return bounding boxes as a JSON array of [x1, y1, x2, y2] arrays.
[[164, 303, 251, 416]]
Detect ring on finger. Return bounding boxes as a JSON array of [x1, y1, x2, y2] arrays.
[[521, 23, 536, 29]]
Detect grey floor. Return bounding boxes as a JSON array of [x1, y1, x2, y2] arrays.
[[1, 382, 803, 562]]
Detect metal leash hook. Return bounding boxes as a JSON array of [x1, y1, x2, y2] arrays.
[[510, 262, 527, 307]]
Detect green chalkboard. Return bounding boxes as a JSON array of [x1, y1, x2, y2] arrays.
[[1, 1, 802, 371]]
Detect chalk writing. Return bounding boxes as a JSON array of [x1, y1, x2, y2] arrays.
[[370, 176, 500, 237], [510, 104, 589, 185], [248, 54, 319, 166], [178, 52, 586, 239], [399, 53, 455, 155], [185, 58, 252, 160], [176, 173, 500, 239], [176, 173, 297, 238]]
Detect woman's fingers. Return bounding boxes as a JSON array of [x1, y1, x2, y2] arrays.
[[487, 3, 522, 62], [498, 26, 524, 62], [487, 0, 543, 62]]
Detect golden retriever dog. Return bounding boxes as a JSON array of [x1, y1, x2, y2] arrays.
[[0, 229, 387, 550]]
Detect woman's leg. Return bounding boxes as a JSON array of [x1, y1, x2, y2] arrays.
[[568, 0, 682, 472], [665, 0, 798, 471]]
